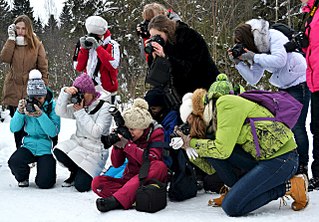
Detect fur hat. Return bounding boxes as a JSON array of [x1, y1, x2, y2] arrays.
[[73, 73, 100, 97], [123, 98, 153, 129], [207, 73, 233, 100], [245, 19, 270, 53], [144, 88, 166, 108], [27, 69, 47, 97], [85, 16, 108, 35], [192, 89, 207, 117], [179, 93, 193, 123]]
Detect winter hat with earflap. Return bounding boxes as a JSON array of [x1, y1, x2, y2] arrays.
[[85, 16, 108, 35], [179, 93, 193, 123], [123, 98, 153, 129], [73, 73, 101, 98], [206, 73, 234, 101], [27, 69, 47, 96]]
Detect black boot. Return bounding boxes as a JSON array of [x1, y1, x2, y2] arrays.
[[96, 196, 121, 212], [62, 171, 76, 187]]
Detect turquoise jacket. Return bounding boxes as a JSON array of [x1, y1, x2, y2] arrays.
[[190, 95, 296, 161], [10, 89, 61, 156]]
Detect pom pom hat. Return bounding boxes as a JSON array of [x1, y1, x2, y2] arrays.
[[27, 69, 47, 96], [73, 73, 100, 98], [123, 98, 153, 129], [85, 16, 108, 35]]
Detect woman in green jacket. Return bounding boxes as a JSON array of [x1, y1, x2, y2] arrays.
[[175, 87, 308, 216]]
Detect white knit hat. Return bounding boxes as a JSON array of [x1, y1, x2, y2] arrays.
[[85, 16, 108, 35], [179, 93, 193, 123], [27, 69, 47, 97], [123, 98, 153, 129]]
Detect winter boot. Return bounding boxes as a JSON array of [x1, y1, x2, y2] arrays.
[[308, 177, 319, 191], [285, 174, 309, 211], [18, 179, 29, 187], [96, 196, 121, 212], [208, 185, 229, 207], [62, 172, 76, 187]]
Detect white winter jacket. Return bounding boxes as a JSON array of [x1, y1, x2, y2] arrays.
[[235, 28, 306, 89], [54, 87, 112, 177]]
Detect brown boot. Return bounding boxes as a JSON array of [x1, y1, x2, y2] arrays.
[[208, 185, 229, 207], [285, 174, 309, 211]]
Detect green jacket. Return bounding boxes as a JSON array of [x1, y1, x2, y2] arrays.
[[189, 95, 296, 172]]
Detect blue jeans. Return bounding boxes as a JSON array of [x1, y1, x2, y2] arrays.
[[311, 91, 319, 177], [282, 82, 311, 166], [208, 150, 298, 216]]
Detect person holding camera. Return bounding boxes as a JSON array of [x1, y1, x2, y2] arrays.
[[174, 84, 308, 216], [0, 14, 49, 149], [300, 0, 319, 191], [146, 15, 220, 101], [136, 3, 181, 61], [75, 15, 120, 104], [53, 73, 112, 192], [8, 69, 60, 188], [91, 98, 168, 212], [230, 18, 310, 178]]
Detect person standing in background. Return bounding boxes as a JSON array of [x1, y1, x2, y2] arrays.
[[0, 14, 49, 149], [75, 15, 120, 104], [300, 0, 319, 191]]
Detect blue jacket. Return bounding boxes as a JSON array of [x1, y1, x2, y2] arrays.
[[10, 89, 61, 156]]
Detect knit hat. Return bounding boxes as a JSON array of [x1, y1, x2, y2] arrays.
[[179, 93, 193, 123], [27, 69, 47, 97], [207, 73, 233, 100], [123, 98, 153, 129], [73, 73, 99, 97], [85, 16, 108, 35], [144, 88, 166, 107]]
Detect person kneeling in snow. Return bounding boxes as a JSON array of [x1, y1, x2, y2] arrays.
[[53, 73, 112, 192]]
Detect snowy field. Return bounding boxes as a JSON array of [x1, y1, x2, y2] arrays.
[[0, 109, 318, 222]]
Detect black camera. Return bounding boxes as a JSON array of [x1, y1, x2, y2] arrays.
[[170, 123, 191, 138], [84, 33, 101, 48], [70, 91, 84, 104], [144, 35, 165, 54], [137, 20, 150, 38], [101, 106, 132, 148], [284, 32, 309, 53], [231, 43, 246, 58], [25, 97, 40, 113]]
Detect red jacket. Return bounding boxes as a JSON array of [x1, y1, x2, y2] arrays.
[[111, 124, 165, 180], [76, 32, 119, 93]]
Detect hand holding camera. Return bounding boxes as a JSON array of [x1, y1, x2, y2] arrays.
[[18, 99, 26, 114], [136, 20, 150, 38], [24, 97, 42, 117], [80, 36, 91, 49], [79, 33, 102, 50], [144, 35, 165, 56], [173, 125, 191, 149], [8, 24, 16, 40], [113, 134, 128, 149]]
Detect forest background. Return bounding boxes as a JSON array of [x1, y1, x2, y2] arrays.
[[0, 0, 305, 103]]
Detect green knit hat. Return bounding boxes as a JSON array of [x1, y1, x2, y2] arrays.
[[206, 73, 234, 101]]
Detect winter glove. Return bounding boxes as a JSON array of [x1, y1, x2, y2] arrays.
[[25, 104, 42, 117], [85, 37, 102, 50], [228, 54, 241, 65], [113, 135, 128, 149], [18, 99, 26, 114], [169, 137, 184, 150], [174, 126, 191, 149], [185, 147, 199, 160], [79, 36, 91, 50], [240, 50, 255, 61], [8, 24, 16, 41]]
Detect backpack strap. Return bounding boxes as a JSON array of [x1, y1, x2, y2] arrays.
[[89, 100, 106, 115], [245, 117, 276, 157]]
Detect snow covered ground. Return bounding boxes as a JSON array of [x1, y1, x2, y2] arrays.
[[0, 109, 318, 222]]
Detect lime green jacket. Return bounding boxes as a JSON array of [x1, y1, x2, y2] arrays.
[[189, 95, 296, 173]]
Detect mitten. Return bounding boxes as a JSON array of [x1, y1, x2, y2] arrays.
[[8, 24, 16, 41], [185, 147, 199, 160], [113, 136, 128, 149], [169, 137, 184, 150], [18, 99, 25, 114], [79, 36, 91, 49], [240, 50, 255, 61], [228, 54, 241, 65], [85, 37, 102, 50]]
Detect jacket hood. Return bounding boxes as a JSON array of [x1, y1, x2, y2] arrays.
[[245, 19, 270, 53]]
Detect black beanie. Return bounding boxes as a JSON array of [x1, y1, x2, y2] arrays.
[[144, 88, 166, 107]]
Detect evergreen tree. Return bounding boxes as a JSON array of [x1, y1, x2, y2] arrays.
[[11, 0, 34, 21]]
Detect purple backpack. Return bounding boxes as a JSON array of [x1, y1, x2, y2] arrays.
[[239, 90, 303, 157]]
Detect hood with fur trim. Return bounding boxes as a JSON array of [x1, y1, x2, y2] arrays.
[[245, 19, 270, 53]]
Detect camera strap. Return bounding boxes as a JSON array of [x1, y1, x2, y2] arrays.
[[89, 100, 107, 115]]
